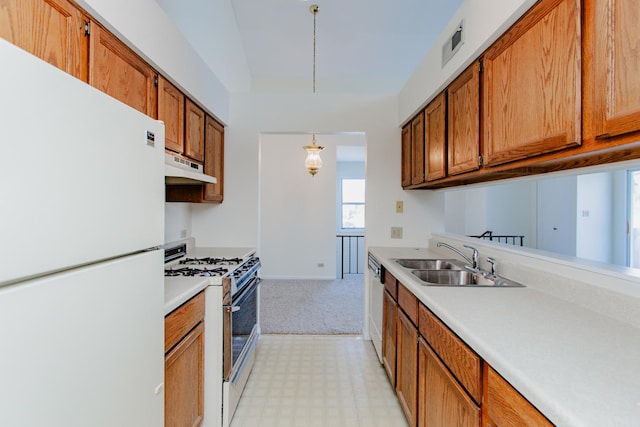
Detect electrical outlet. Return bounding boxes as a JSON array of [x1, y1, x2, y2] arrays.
[[396, 201, 404, 213], [317, 263, 324, 268], [391, 227, 403, 239], [180, 229, 187, 238]]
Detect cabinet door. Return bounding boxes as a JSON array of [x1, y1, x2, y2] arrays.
[[485, 366, 553, 427], [418, 338, 480, 427], [411, 112, 425, 185], [0, 0, 88, 81], [382, 289, 397, 385], [425, 93, 447, 181], [203, 115, 224, 202], [396, 309, 418, 427], [185, 99, 205, 162], [401, 124, 412, 187], [165, 321, 204, 427], [591, 0, 640, 139], [448, 62, 480, 175], [89, 23, 157, 117], [482, 0, 581, 166], [158, 75, 184, 154]]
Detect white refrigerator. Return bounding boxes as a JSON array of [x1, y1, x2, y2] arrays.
[[0, 39, 166, 426]]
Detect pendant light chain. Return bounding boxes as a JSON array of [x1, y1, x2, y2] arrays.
[[311, 4, 318, 93]]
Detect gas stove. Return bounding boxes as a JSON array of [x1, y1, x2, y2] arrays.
[[164, 243, 261, 296]]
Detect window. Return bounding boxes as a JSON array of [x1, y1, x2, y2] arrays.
[[341, 179, 365, 229]]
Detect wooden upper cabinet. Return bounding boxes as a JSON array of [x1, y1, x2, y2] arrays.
[[0, 0, 88, 81], [203, 116, 224, 202], [411, 112, 425, 185], [185, 99, 205, 163], [401, 125, 412, 187], [448, 61, 480, 175], [482, 0, 581, 167], [589, 0, 640, 140], [158, 75, 185, 154], [89, 22, 157, 117], [425, 93, 447, 181]]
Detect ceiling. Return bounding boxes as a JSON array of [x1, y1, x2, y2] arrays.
[[231, 0, 464, 93]]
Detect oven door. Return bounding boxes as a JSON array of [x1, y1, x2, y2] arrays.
[[223, 275, 260, 382]]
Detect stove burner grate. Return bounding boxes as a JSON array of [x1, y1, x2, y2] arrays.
[[164, 266, 229, 277], [179, 257, 243, 266]]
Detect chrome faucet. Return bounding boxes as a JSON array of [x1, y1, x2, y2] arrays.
[[436, 242, 479, 270]]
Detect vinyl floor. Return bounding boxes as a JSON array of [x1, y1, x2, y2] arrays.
[[230, 334, 408, 427]]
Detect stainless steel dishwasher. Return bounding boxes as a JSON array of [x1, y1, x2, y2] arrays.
[[367, 252, 385, 363]]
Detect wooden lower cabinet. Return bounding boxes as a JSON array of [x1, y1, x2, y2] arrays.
[[165, 292, 205, 427], [419, 337, 480, 427], [382, 289, 397, 384], [483, 366, 553, 427], [396, 308, 418, 427], [165, 322, 204, 427]]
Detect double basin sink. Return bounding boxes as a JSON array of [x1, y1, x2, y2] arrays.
[[393, 258, 524, 287]]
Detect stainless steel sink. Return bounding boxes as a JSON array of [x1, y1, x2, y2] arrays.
[[394, 258, 464, 270], [411, 269, 525, 287]]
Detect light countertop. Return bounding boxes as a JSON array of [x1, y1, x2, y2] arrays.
[[369, 246, 640, 427], [164, 247, 255, 314]]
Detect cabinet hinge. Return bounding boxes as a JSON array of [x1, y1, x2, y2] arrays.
[[154, 76, 158, 88], [84, 21, 90, 36], [479, 60, 483, 74], [478, 155, 484, 166]]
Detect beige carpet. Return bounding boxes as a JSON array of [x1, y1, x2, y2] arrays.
[[259, 276, 364, 334]]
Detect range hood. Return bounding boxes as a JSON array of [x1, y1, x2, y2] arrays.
[[165, 153, 217, 185]]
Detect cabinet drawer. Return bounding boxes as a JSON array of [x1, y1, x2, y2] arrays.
[[165, 291, 205, 353], [418, 304, 482, 404], [398, 282, 418, 325], [384, 270, 398, 299], [486, 366, 553, 427]]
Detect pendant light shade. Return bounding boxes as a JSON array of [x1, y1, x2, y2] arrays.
[[303, 134, 324, 176]]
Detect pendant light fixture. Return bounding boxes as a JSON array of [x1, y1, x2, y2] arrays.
[[303, 4, 324, 177]]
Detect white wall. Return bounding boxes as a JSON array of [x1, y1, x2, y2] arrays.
[[259, 134, 338, 279], [77, 0, 230, 122], [398, 0, 538, 124], [191, 92, 444, 253], [154, 0, 251, 93], [164, 203, 191, 245]]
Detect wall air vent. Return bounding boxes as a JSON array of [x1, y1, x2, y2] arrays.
[[442, 20, 464, 67]]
